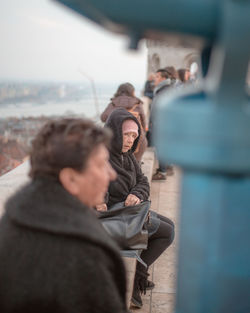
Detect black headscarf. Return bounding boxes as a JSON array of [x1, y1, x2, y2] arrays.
[[105, 108, 141, 155]]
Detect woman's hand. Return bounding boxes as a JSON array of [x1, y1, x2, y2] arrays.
[[96, 203, 108, 211], [125, 194, 141, 206]]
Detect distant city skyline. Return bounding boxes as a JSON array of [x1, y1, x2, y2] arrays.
[[0, 0, 147, 90]]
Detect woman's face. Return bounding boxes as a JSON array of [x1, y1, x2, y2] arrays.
[[61, 144, 117, 207], [185, 70, 191, 81], [122, 132, 138, 153]]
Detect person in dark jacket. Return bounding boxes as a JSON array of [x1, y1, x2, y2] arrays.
[[0, 118, 129, 313], [178, 68, 191, 83], [143, 73, 155, 99], [102, 108, 175, 309], [101, 82, 148, 162], [149, 68, 177, 180]]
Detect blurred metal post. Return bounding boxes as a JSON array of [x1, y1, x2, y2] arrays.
[[78, 69, 100, 118], [155, 2, 250, 312]]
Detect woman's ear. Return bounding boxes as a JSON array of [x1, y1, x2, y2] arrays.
[[59, 168, 79, 196]]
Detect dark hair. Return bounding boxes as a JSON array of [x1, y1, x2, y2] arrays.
[[156, 68, 171, 80], [29, 118, 111, 179], [114, 82, 135, 97], [178, 68, 190, 82], [164, 66, 178, 80]]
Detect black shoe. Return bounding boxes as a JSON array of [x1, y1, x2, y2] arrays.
[[152, 171, 167, 181], [131, 269, 146, 308], [146, 279, 155, 290], [166, 165, 174, 176], [131, 291, 143, 309]]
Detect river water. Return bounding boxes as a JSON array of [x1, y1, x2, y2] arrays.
[[0, 95, 110, 121]]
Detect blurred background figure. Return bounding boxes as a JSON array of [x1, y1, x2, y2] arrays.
[[101, 82, 148, 162], [148, 68, 177, 180], [164, 66, 181, 87], [153, 68, 175, 96], [178, 68, 191, 83], [143, 73, 155, 100]]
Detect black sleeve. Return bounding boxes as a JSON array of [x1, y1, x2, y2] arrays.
[[130, 156, 150, 201]]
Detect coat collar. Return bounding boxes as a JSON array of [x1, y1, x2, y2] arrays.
[[154, 78, 172, 95]]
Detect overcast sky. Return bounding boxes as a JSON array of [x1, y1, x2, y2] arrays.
[[0, 0, 147, 88]]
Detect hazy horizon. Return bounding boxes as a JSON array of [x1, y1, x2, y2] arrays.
[[0, 0, 147, 87]]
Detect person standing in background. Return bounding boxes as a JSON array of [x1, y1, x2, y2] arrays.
[[178, 68, 191, 83], [143, 73, 155, 100], [148, 68, 176, 180]]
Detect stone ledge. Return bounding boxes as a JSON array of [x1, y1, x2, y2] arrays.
[[141, 147, 155, 184], [0, 160, 30, 217]]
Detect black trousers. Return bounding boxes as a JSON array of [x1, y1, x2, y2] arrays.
[[137, 213, 175, 272]]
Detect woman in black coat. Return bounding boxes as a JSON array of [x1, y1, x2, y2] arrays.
[[0, 118, 128, 313], [104, 108, 175, 308], [100, 82, 148, 162]]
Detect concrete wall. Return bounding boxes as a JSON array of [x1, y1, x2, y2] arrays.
[[147, 39, 200, 74]]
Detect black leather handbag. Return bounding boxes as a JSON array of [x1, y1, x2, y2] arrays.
[[98, 201, 150, 250]]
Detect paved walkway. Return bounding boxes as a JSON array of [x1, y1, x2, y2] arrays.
[[131, 165, 181, 313]]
